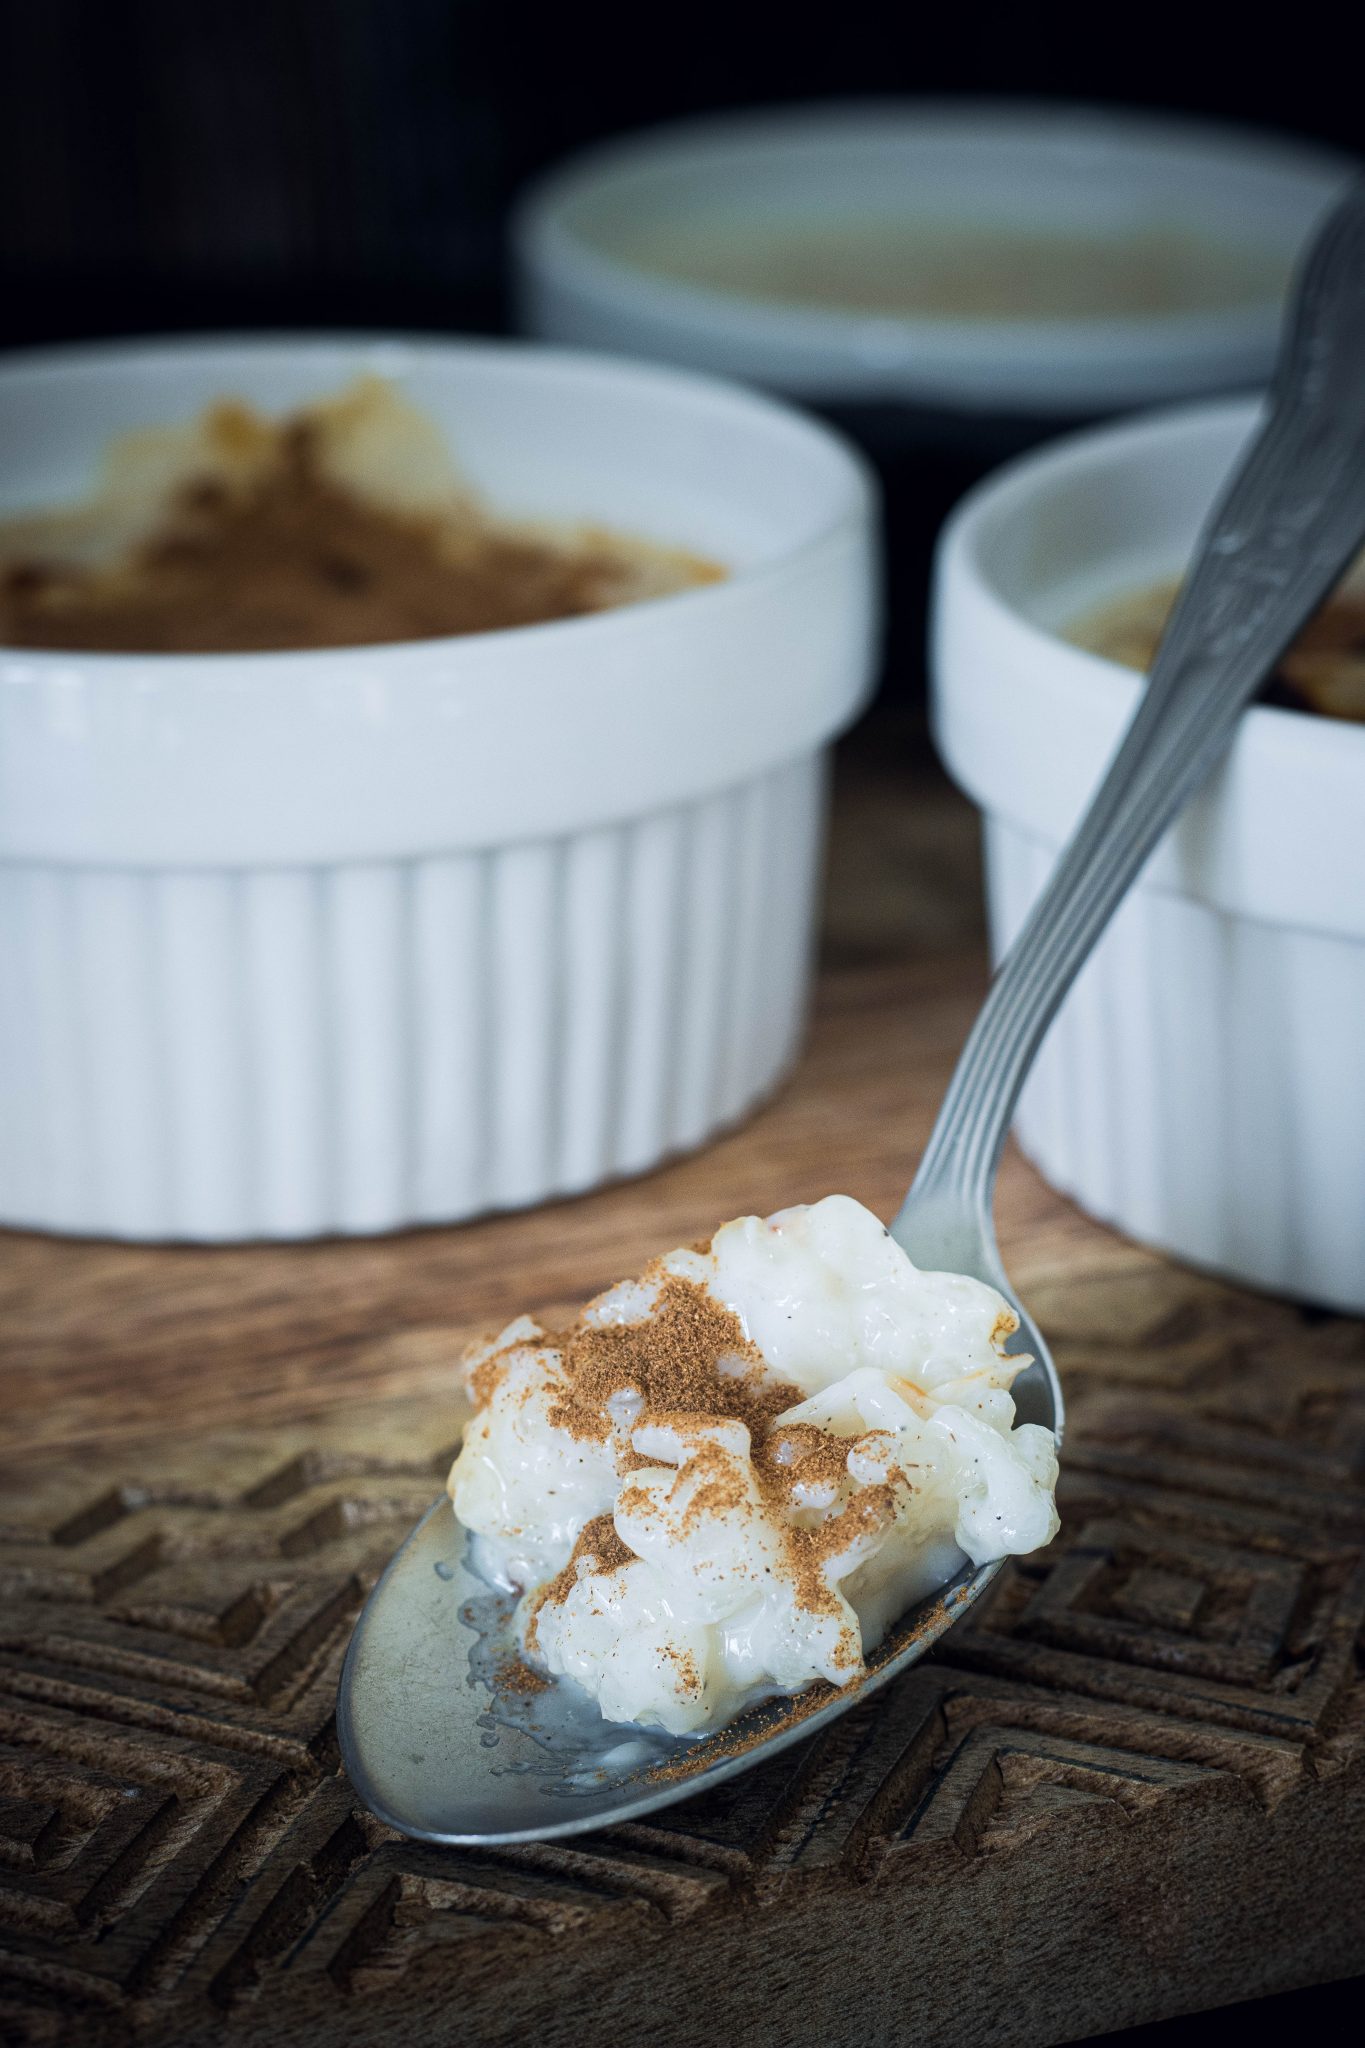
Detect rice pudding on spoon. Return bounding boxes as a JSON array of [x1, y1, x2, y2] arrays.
[[448, 1194, 1058, 1737]]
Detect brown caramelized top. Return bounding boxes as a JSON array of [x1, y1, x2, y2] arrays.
[[0, 388, 724, 655], [1070, 578, 1365, 725]]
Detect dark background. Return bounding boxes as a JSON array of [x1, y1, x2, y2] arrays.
[[1, 0, 1359, 351]]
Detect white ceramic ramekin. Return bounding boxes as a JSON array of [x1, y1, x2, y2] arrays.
[[933, 397, 1365, 1314], [0, 337, 877, 1242], [515, 101, 1351, 413]]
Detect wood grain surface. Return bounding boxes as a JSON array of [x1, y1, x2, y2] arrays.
[[2, 734, 1363, 2048]]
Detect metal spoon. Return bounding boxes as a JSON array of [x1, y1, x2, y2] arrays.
[[339, 183, 1365, 1846]]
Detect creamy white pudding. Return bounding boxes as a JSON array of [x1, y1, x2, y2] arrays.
[[448, 1195, 1058, 1737], [611, 217, 1283, 322]]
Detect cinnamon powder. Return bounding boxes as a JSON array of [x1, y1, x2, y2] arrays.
[[547, 1271, 800, 1447], [473, 1265, 917, 1649], [523, 1513, 635, 1652]]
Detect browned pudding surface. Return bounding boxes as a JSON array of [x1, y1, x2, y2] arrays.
[[0, 389, 724, 655], [1069, 579, 1365, 724]]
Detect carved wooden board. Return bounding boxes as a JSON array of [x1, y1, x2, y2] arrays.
[[2, 747, 1363, 2047]]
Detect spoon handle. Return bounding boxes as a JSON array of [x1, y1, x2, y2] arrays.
[[897, 181, 1365, 1249]]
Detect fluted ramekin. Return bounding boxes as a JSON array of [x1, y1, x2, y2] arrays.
[[0, 337, 877, 1241], [933, 396, 1365, 1314]]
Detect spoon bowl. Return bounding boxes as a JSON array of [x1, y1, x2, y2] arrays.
[[338, 1335, 1055, 1846]]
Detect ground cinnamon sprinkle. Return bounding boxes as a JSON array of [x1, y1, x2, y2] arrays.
[[481, 1268, 914, 1644], [644, 1585, 960, 1782], [615, 1482, 657, 1521], [546, 1271, 801, 1447], [772, 1486, 895, 1629], [465, 1336, 518, 1410], [661, 1646, 702, 1695], [677, 1460, 750, 1535], [522, 1513, 634, 1651], [644, 1678, 848, 1782], [493, 1656, 550, 1698], [766, 1421, 854, 1496]]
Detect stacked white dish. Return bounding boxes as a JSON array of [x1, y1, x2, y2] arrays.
[[515, 100, 1351, 416]]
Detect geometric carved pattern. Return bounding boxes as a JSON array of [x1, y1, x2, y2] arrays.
[[1021, 1520, 1310, 1685], [3, 1268, 1365, 2045]]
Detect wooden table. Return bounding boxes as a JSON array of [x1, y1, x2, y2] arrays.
[[3, 732, 1363, 2048]]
